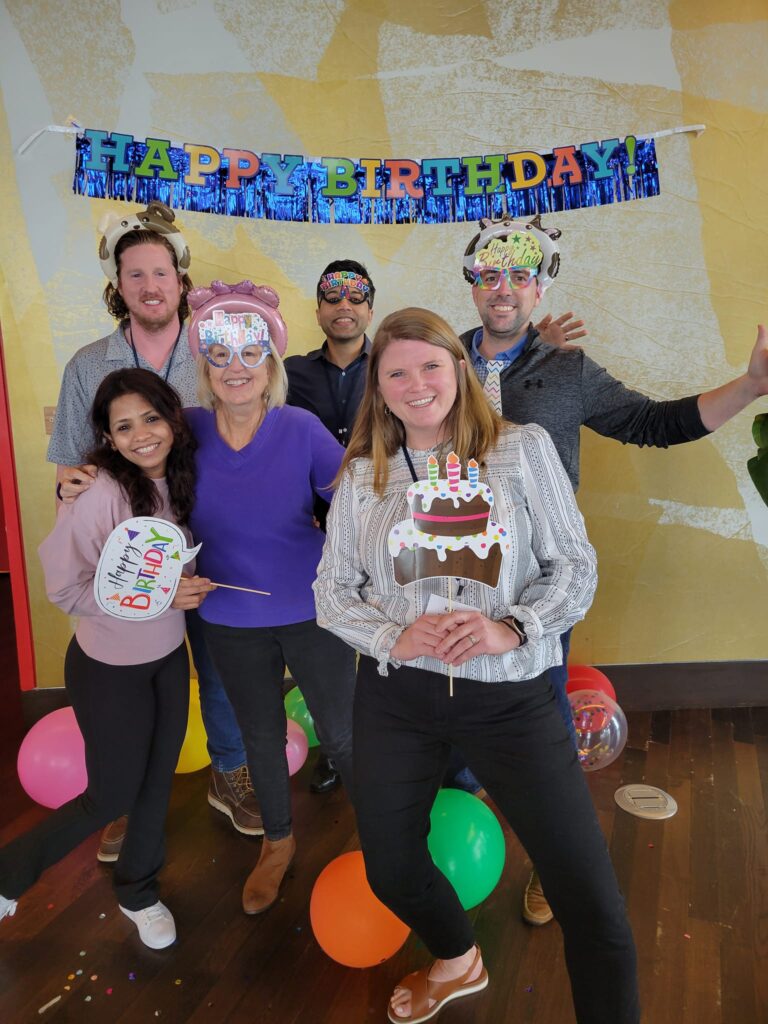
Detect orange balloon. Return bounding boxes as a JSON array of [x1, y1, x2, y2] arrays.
[[310, 851, 410, 968]]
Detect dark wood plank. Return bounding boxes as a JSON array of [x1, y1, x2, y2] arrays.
[[2, 712, 768, 1023]]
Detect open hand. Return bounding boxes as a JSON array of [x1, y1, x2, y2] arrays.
[[536, 312, 588, 350]]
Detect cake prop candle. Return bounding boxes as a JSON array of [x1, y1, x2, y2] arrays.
[[446, 451, 461, 492], [467, 458, 479, 488], [427, 454, 439, 486]]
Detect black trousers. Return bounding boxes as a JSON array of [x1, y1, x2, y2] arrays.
[[0, 639, 189, 911], [353, 657, 639, 1024], [202, 618, 355, 840]]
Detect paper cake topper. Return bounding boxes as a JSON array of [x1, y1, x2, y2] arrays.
[[388, 454, 510, 588], [94, 517, 201, 620]]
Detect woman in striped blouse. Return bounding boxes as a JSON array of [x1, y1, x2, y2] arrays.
[[314, 307, 638, 1024]]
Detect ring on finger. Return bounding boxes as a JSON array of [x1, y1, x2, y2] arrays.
[[468, 634, 478, 646]]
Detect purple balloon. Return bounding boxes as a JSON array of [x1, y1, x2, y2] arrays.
[[17, 707, 88, 808], [285, 718, 309, 777]]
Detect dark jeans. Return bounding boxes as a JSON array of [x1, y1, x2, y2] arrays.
[[354, 657, 639, 1024], [446, 626, 576, 790], [186, 609, 247, 773], [201, 618, 355, 840], [0, 639, 189, 911]]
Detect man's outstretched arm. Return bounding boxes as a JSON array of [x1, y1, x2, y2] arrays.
[[698, 325, 768, 431]]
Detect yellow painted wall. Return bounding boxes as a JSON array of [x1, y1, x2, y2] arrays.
[[0, 0, 765, 685]]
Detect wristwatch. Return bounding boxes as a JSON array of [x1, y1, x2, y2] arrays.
[[501, 616, 528, 646]]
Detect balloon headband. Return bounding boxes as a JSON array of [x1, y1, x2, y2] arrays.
[[474, 235, 542, 271], [318, 271, 371, 305], [462, 215, 561, 291], [98, 201, 191, 286], [188, 281, 288, 359]]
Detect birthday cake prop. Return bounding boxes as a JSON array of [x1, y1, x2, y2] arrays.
[[388, 453, 510, 587], [94, 517, 201, 620]]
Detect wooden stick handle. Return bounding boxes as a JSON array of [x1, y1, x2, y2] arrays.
[[211, 581, 271, 596]]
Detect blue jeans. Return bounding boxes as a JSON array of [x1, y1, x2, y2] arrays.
[[185, 609, 247, 773]]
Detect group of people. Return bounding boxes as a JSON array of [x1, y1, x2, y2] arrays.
[[0, 200, 765, 1024]]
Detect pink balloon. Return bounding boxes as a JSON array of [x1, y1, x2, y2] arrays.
[[17, 707, 88, 809], [285, 718, 309, 776]]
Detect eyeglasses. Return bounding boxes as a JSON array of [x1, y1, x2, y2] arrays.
[[202, 342, 270, 369], [473, 266, 538, 290], [320, 287, 370, 306]]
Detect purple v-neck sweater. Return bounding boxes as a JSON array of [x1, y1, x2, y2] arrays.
[[187, 405, 344, 628]]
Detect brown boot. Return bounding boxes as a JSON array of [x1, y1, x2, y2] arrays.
[[242, 835, 296, 915]]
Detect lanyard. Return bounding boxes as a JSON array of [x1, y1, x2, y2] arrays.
[[402, 444, 419, 483], [127, 324, 182, 382]]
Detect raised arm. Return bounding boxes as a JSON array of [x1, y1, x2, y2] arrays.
[[697, 324, 768, 431]]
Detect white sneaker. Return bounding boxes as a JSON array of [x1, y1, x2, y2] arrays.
[[119, 901, 176, 949], [0, 895, 17, 921]]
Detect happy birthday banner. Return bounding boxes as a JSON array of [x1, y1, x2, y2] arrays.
[[72, 129, 659, 225]]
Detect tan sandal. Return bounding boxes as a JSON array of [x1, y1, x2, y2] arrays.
[[387, 945, 488, 1024]]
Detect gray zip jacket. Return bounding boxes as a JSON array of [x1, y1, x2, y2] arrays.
[[460, 326, 708, 490]]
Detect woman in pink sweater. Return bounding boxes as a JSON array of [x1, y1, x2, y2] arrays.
[[0, 368, 205, 949]]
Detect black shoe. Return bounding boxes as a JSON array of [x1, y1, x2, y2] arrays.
[[309, 753, 341, 794]]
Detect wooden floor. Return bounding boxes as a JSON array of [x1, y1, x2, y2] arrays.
[[0, 705, 767, 1024]]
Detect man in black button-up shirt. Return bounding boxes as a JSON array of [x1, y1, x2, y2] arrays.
[[284, 259, 375, 448], [284, 260, 376, 795]]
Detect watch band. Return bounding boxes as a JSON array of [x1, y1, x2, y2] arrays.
[[501, 616, 528, 646]]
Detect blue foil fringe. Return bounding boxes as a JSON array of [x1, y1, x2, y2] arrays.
[[72, 135, 659, 225]]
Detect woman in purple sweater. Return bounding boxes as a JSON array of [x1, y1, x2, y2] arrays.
[[184, 281, 356, 915], [0, 369, 201, 949]]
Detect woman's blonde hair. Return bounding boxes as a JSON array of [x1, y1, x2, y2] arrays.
[[339, 307, 501, 494], [196, 343, 288, 411]]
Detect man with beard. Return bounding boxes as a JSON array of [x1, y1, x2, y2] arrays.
[[460, 214, 768, 927], [48, 202, 261, 860]]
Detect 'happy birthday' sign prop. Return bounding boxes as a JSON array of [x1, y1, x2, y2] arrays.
[[94, 517, 201, 620], [388, 454, 511, 587], [73, 130, 658, 225]]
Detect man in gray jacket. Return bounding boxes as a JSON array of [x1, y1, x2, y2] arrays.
[[460, 214, 768, 925]]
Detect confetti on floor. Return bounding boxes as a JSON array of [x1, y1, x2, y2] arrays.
[[79, 950, 86, 957], [106, 988, 113, 995], [37, 995, 62, 1014], [90, 975, 98, 981], [67, 974, 75, 981], [99, 913, 106, 919], [47, 904, 54, 910], [174, 979, 182, 986], [129, 972, 136, 981]]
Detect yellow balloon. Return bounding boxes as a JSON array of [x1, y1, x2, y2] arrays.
[[175, 688, 211, 774]]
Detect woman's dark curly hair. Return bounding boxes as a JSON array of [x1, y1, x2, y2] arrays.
[[102, 232, 193, 322], [88, 369, 197, 525]]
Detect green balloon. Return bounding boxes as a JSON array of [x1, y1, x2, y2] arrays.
[[284, 687, 319, 747], [427, 789, 506, 910]]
